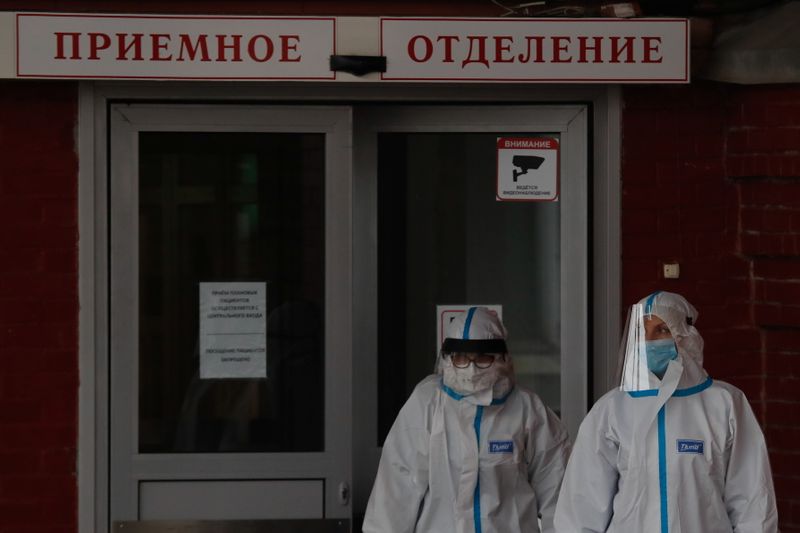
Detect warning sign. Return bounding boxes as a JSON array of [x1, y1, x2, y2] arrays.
[[496, 137, 559, 202]]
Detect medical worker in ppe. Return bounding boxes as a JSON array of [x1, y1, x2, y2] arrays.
[[554, 291, 778, 533], [363, 306, 570, 533]]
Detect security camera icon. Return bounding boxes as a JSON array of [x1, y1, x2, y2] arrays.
[[512, 155, 545, 182]]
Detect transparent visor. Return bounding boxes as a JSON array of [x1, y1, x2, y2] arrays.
[[617, 303, 675, 391]]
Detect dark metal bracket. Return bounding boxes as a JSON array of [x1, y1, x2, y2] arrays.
[[329, 55, 387, 76]]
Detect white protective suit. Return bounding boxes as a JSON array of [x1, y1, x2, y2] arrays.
[[554, 291, 778, 533], [363, 307, 571, 533]]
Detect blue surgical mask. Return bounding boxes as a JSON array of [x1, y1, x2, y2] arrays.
[[645, 338, 678, 379]]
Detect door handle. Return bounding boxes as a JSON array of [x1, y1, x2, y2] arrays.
[[338, 481, 350, 506]]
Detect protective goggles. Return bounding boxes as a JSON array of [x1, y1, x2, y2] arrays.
[[443, 352, 507, 369]]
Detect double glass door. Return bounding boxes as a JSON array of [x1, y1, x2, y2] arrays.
[[107, 103, 588, 527]]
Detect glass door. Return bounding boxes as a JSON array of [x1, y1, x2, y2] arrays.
[[352, 105, 589, 514], [109, 105, 352, 524]]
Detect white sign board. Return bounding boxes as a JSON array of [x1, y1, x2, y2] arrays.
[[16, 14, 336, 79], [10, 14, 691, 83], [496, 137, 559, 201], [199, 282, 267, 379], [436, 304, 503, 355], [381, 17, 689, 82]]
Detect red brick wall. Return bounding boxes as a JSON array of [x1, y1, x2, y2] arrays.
[[729, 86, 800, 531], [0, 81, 79, 532], [622, 82, 800, 532]]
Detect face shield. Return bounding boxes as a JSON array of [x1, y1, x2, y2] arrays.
[[618, 291, 699, 392]]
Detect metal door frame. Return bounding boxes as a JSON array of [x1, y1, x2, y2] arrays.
[[98, 101, 354, 528], [78, 82, 621, 533], [352, 104, 589, 513]]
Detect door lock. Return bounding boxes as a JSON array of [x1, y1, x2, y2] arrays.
[[338, 481, 350, 506]]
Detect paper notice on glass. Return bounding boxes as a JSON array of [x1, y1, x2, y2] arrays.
[[199, 282, 267, 379]]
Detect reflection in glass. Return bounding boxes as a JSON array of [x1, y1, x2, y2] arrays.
[[377, 133, 561, 444], [138, 132, 325, 453]]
